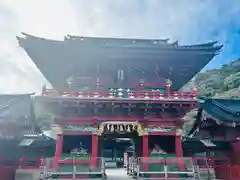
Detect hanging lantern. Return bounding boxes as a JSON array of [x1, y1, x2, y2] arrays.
[[107, 124, 110, 130], [126, 125, 131, 132], [120, 124, 124, 132], [110, 125, 114, 132], [133, 124, 137, 131]]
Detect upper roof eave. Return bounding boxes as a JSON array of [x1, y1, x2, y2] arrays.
[[18, 32, 222, 51]]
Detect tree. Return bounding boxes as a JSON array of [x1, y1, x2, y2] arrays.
[[183, 59, 240, 98]]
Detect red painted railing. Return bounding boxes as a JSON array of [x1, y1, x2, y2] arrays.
[[18, 157, 42, 169], [42, 87, 197, 100], [194, 157, 231, 168], [0, 158, 43, 169], [215, 165, 240, 180], [193, 157, 240, 180], [1, 157, 240, 179]]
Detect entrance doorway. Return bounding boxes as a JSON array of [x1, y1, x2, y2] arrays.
[[98, 132, 142, 168]]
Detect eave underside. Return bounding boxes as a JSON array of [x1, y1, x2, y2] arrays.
[[183, 138, 232, 152], [17, 33, 222, 90]]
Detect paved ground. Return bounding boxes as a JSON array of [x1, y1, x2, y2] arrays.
[[15, 168, 131, 180], [15, 169, 42, 180], [106, 168, 132, 180]]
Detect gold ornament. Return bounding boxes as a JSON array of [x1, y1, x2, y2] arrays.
[[137, 124, 148, 136], [99, 124, 104, 132], [93, 124, 104, 136]]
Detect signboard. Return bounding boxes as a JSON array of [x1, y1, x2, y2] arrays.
[[147, 125, 175, 133], [63, 125, 97, 132]]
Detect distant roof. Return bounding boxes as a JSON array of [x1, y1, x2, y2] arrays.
[[17, 33, 223, 90], [0, 94, 32, 122], [19, 133, 55, 147], [201, 99, 240, 123], [0, 94, 41, 137], [188, 99, 240, 136], [0, 132, 55, 148]]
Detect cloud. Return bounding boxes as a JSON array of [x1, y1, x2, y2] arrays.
[[0, 0, 240, 93], [0, 0, 78, 93], [72, 0, 240, 42]]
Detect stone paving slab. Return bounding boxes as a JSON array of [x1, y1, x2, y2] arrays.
[[106, 168, 132, 180]]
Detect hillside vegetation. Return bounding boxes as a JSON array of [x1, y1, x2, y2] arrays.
[[182, 58, 240, 134], [183, 59, 240, 98]]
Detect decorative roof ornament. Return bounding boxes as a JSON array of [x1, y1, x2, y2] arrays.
[[140, 79, 144, 86], [176, 129, 183, 136], [96, 77, 100, 88], [52, 124, 63, 135], [66, 76, 73, 88], [165, 78, 173, 88]]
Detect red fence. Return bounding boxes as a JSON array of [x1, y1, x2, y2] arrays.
[[193, 157, 240, 180], [215, 165, 240, 180], [2, 157, 240, 179], [194, 157, 230, 168], [0, 158, 43, 169]]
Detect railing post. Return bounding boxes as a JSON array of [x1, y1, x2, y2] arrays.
[[18, 157, 23, 169], [193, 87, 198, 98], [164, 164, 168, 179], [40, 156, 45, 168], [129, 157, 132, 175], [101, 158, 106, 178], [136, 164, 140, 180], [73, 157, 76, 180], [42, 85, 46, 96]]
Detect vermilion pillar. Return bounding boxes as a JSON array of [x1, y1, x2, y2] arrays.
[[143, 135, 149, 157], [175, 135, 183, 168], [91, 135, 98, 168], [142, 135, 149, 170], [53, 135, 63, 168], [175, 136, 183, 157]]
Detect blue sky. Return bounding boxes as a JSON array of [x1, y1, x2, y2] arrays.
[[0, 0, 240, 93]]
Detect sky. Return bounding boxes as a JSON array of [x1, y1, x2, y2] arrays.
[[0, 0, 240, 93]]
